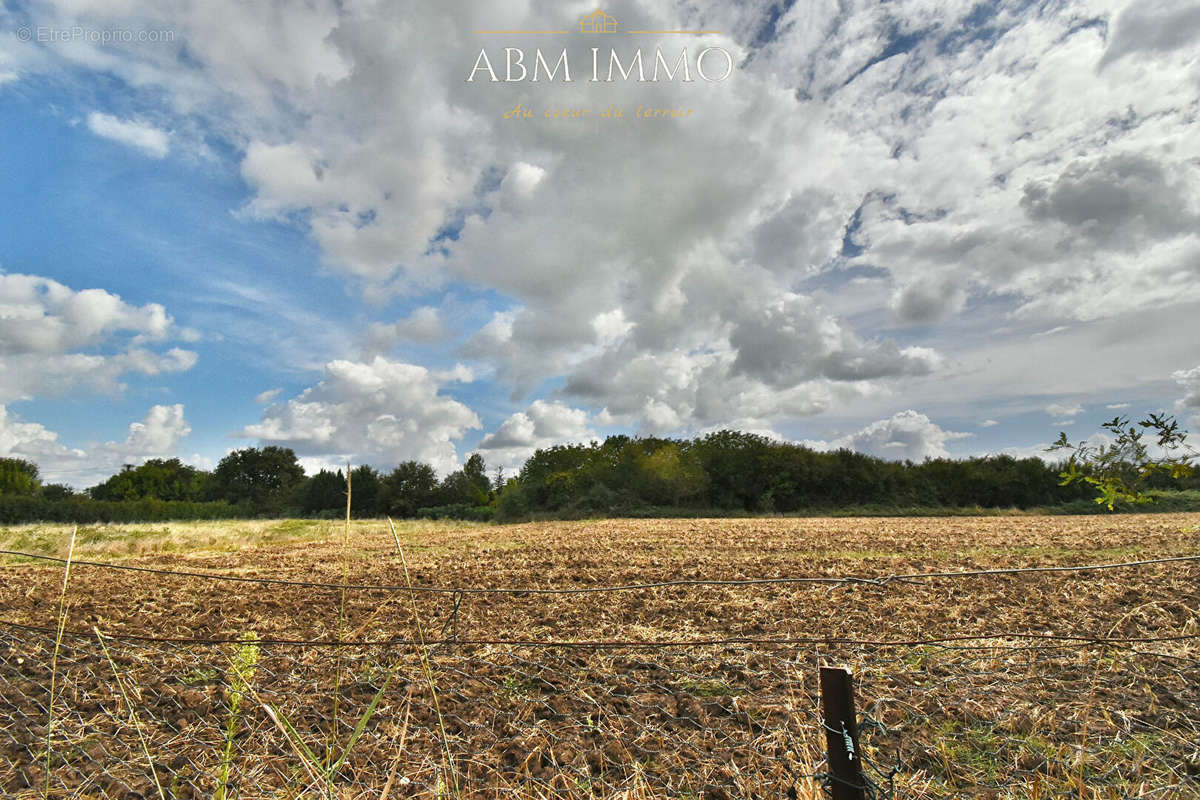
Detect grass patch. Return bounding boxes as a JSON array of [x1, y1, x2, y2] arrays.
[[0, 518, 492, 566], [179, 666, 219, 685], [501, 674, 541, 699], [678, 679, 743, 698]]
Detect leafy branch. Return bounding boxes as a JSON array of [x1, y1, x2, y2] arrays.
[[1048, 413, 1196, 510]]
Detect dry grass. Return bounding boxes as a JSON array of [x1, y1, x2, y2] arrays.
[[0, 518, 490, 565]]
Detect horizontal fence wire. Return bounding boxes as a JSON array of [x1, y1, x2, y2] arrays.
[[1, 544, 1198, 798]]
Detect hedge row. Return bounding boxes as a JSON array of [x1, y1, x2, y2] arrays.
[[0, 496, 253, 524], [415, 504, 497, 522]]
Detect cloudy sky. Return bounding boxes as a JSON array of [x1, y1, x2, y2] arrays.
[[1, 0, 1198, 487]]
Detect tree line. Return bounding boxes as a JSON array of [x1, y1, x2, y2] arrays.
[[0, 447, 496, 522], [2, 425, 1196, 523]]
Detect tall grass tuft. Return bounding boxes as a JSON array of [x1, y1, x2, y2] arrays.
[[94, 627, 166, 800], [43, 525, 76, 799], [327, 464, 352, 770], [389, 516, 462, 798], [253, 470, 400, 798], [215, 631, 260, 800]]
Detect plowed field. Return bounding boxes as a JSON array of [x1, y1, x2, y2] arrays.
[[2, 515, 1198, 798]]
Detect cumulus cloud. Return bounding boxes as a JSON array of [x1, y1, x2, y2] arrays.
[[0, 273, 195, 402], [254, 388, 283, 404], [237, 356, 481, 474], [980, 419, 999, 428], [0, 273, 170, 354], [86, 112, 169, 158], [730, 293, 941, 386], [891, 278, 968, 325], [0, 403, 193, 487], [477, 400, 597, 472], [804, 410, 972, 462], [9, 2, 955, 431], [0, 405, 88, 480], [1019, 154, 1199, 249], [104, 404, 191, 459], [8, 0, 1200, 436]]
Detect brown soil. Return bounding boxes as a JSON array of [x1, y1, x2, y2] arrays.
[[2, 515, 1198, 798]]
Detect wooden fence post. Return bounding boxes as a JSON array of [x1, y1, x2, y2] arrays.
[[820, 665, 868, 800]]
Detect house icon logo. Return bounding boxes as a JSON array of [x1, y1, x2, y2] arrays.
[[579, 8, 618, 33]]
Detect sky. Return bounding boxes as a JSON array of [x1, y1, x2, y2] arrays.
[[1, 0, 1198, 488]]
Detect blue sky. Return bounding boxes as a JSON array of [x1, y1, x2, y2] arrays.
[[1, 0, 1199, 487]]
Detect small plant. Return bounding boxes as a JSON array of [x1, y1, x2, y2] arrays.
[[501, 674, 539, 699], [254, 469, 402, 799], [215, 631, 260, 800], [1049, 413, 1196, 509], [678, 679, 743, 698], [259, 677, 394, 798], [179, 666, 219, 685]]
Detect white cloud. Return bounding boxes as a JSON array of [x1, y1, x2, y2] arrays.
[[103, 403, 191, 459], [188, 453, 215, 471], [7, 0, 1200, 441], [477, 400, 598, 472], [1100, 0, 1200, 68], [1106, 402, 1132, 410], [237, 356, 481, 474], [254, 388, 283, 404], [1174, 365, 1200, 426], [86, 112, 169, 158], [0, 273, 195, 402], [1019, 154, 1199, 249], [11, 2, 951, 432], [0, 404, 88, 482], [432, 363, 474, 384], [363, 307, 445, 355], [0, 403, 192, 488], [804, 410, 972, 462], [1046, 403, 1084, 424], [0, 272, 171, 354], [980, 419, 999, 428]]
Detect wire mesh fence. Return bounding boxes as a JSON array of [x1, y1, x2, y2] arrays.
[[1, 544, 1198, 798]]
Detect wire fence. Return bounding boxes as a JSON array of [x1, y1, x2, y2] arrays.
[[2, 548, 1198, 798]]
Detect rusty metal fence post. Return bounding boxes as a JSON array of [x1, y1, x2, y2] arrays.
[[820, 665, 867, 800]]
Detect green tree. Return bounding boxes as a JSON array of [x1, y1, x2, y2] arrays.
[[434, 453, 492, 507], [692, 431, 773, 510], [462, 453, 492, 503], [39, 483, 75, 501], [627, 439, 707, 507], [1049, 413, 1197, 509], [90, 458, 208, 502], [0, 458, 41, 496], [300, 469, 346, 515], [349, 465, 383, 516], [380, 460, 438, 517], [207, 446, 305, 511]]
